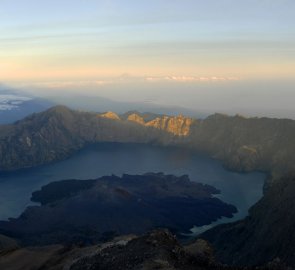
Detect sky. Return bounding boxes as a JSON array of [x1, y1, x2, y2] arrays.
[[0, 0, 295, 117]]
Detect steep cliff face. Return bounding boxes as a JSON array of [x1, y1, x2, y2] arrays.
[[201, 175, 295, 267], [125, 112, 194, 136], [145, 115, 193, 136]]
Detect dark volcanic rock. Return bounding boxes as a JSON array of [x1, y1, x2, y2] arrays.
[[0, 173, 237, 246], [31, 179, 97, 205], [0, 234, 19, 252], [200, 174, 295, 267], [69, 229, 215, 270], [0, 230, 289, 270], [70, 230, 290, 270]]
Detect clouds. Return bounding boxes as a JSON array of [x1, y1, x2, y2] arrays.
[[0, 94, 32, 111], [11, 74, 241, 90], [145, 76, 240, 83]]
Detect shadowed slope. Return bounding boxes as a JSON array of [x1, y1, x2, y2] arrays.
[[201, 174, 295, 267]]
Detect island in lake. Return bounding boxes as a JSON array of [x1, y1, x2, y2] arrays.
[[0, 173, 237, 246]]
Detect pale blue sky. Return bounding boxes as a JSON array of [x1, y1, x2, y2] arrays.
[[0, 0, 295, 117], [1, 0, 295, 79]]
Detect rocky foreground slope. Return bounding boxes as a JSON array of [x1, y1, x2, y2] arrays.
[[0, 230, 289, 270], [0, 106, 294, 186]]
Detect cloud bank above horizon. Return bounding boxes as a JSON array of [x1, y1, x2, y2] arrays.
[[0, 0, 294, 118], [0, 0, 295, 83]]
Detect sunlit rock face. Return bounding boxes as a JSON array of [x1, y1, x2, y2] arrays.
[[99, 111, 121, 120], [126, 112, 194, 136], [99, 111, 194, 136], [145, 115, 194, 136], [127, 113, 145, 125]]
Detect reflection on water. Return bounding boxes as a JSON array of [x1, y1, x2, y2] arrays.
[[0, 143, 265, 227]]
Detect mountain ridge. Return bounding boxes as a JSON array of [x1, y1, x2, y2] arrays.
[[0, 105, 295, 187], [200, 173, 295, 267]]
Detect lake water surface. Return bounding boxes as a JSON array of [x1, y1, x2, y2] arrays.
[[0, 143, 265, 228]]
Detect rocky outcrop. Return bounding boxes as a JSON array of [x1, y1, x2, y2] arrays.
[[127, 113, 145, 125], [0, 230, 289, 270], [145, 115, 194, 136], [201, 174, 295, 267], [69, 230, 218, 270], [126, 112, 194, 136], [0, 173, 236, 246], [100, 111, 121, 120]]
